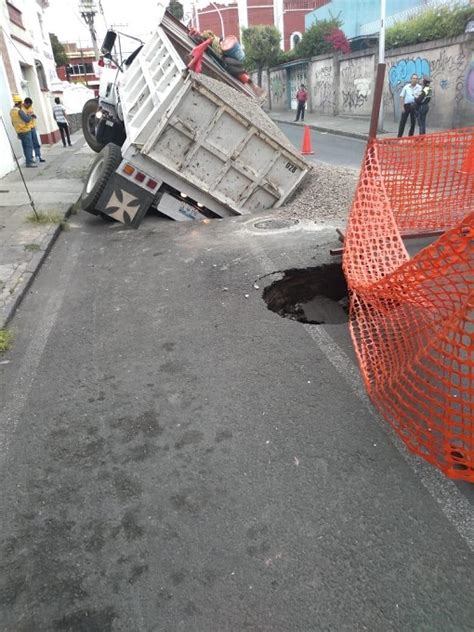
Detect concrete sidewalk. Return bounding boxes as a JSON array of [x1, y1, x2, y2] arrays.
[[0, 133, 93, 328], [269, 110, 445, 140]]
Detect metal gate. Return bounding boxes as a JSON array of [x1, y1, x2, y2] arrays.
[[288, 63, 308, 110]]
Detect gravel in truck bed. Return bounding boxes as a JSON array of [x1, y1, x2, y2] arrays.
[[189, 72, 357, 223], [277, 163, 359, 224], [190, 72, 300, 157]]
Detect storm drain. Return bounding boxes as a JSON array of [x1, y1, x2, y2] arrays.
[[262, 263, 349, 325]]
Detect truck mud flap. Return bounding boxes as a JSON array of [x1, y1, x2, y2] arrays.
[[95, 172, 157, 228]]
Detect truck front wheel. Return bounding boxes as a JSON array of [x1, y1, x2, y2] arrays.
[[82, 98, 105, 153], [80, 143, 122, 213]]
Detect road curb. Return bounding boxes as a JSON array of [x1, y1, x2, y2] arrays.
[[271, 118, 371, 141], [0, 203, 77, 330]]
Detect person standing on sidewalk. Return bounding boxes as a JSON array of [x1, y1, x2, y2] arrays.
[[416, 77, 433, 135], [397, 74, 421, 138], [9, 94, 36, 168], [294, 84, 308, 122], [23, 98, 45, 163], [52, 97, 72, 147]]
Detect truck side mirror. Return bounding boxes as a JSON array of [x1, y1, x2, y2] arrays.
[[101, 30, 117, 54]]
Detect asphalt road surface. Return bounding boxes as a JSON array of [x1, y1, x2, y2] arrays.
[[0, 208, 473, 630], [277, 122, 366, 169]]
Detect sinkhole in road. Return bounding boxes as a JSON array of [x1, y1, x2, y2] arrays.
[[262, 263, 349, 325]]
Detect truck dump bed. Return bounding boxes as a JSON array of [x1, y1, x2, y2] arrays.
[[83, 18, 311, 227]]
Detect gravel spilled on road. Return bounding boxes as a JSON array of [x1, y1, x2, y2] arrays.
[[278, 163, 359, 224]]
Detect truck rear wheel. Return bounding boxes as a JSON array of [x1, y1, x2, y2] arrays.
[[82, 98, 105, 153], [80, 143, 122, 213]]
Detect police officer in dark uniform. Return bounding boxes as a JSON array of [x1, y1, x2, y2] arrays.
[[416, 77, 432, 135]]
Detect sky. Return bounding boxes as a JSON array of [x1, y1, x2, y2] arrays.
[[45, 0, 225, 47], [46, 0, 163, 46]]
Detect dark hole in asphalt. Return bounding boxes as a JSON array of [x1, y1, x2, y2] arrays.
[[262, 263, 349, 325]]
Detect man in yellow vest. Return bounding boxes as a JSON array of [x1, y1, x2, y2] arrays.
[[23, 97, 45, 163], [9, 94, 36, 168]]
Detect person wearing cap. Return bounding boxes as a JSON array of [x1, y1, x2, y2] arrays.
[[10, 94, 36, 167], [416, 77, 433, 135], [23, 97, 45, 163], [397, 74, 422, 138]]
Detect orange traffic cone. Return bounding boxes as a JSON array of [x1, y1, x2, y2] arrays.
[[460, 139, 474, 175], [300, 125, 314, 155]]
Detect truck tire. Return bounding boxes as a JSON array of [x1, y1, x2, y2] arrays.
[[80, 143, 122, 213], [82, 98, 105, 153]]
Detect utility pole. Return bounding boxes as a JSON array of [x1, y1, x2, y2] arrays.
[[377, 0, 386, 133], [79, 40, 89, 87], [79, 0, 100, 60]]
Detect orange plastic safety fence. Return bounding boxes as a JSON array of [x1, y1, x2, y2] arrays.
[[343, 129, 474, 482]]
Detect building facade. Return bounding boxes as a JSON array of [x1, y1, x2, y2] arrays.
[[0, 0, 62, 176], [305, 0, 472, 39], [56, 42, 100, 95], [194, 0, 329, 51]]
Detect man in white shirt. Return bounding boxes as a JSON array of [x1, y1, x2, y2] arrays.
[[397, 74, 422, 138], [52, 97, 72, 147]]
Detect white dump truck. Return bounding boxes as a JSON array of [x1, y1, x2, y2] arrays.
[[79, 14, 309, 227]]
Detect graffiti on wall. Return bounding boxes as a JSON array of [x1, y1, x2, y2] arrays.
[[312, 64, 334, 114], [340, 59, 372, 113], [289, 67, 307, 110], [388, 57, 431, 88], [388, 57, 431, 119], [388, 49, 471, 121], [342, 78, 371, 110], [466, 63, 474, 103], [270, 75, 285, 104], [431, 49, 467, 106]]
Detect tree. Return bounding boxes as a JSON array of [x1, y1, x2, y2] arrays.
[[242, 25, 281, 86], [296, 17, 347, 59], [49, 33, 68, 67], [168, 0, 184, 21], [325, 28, 350, 55]]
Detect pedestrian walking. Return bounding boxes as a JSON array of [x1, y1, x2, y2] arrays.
[[23, 97, 45, 162], [294, 84, 308, 122], [52, 97, 72, 147], [9, 94, 36, 167], [397, 74, 422, 138], [416, 77, 433, 135]]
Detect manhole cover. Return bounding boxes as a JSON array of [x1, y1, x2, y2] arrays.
[[254, 218, 298, 230]]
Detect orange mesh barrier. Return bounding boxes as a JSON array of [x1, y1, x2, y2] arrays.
[[343, 129, 474, 482]]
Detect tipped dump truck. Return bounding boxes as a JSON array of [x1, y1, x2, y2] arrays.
[[79, 16, 309, 227]]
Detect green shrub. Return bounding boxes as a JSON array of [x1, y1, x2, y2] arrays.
[[295, 17, 342, 58], [278, 48, 299, 65], [386, 4, 474, 49]]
